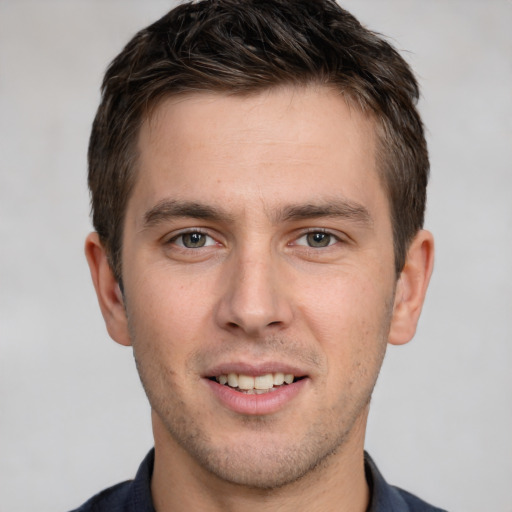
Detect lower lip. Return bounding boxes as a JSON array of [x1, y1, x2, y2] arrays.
[[205, 378, 308, 415]]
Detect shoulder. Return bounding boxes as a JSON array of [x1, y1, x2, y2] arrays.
[[68, 449, 155, 512], [68, 480, 133, 512], [365, 452, 448, 512], [392, 486, 449, 512]]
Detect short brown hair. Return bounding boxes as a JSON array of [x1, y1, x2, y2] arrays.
[[88, 0, 429, 281]]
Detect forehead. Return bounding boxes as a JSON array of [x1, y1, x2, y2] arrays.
[[132, 86, 386, 222]]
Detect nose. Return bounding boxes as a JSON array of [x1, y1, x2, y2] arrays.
[[215, 248, 293, 337]]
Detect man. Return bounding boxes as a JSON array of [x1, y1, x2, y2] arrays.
[[75, 0, 442, 510]]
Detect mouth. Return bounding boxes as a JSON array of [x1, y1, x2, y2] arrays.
[[208, 372, 305, 394], [205, 367, 309, 415]]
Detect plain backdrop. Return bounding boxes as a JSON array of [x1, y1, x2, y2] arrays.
[[1, 1, 511, 511]]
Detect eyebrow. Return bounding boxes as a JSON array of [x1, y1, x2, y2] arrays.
[[143, 199, 235, 227], [142, 198, 372, 228], [275, 200, 373, 227]]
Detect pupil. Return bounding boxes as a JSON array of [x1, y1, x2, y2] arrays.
[[184, 232, 206, 248], [307, 232, 330, 247]]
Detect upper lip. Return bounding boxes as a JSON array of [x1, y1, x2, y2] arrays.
[[204, 361, 308, 378]]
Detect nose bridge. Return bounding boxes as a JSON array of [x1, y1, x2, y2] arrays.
[[216, 240, 292, 336]]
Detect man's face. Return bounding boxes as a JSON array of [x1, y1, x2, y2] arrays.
[[120, 86, 398, 488]]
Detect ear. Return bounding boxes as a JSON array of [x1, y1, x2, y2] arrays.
[[388, 230, 434, 346], [84, 232, 132, 346]]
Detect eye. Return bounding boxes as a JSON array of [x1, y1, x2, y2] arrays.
[[295, 231, 337, 248], [171, 231, 216, 249]]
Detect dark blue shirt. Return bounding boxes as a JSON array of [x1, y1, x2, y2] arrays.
[[70, 450, 447, 511]]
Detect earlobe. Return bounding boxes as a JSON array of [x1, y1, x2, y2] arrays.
[[84, 232, 132, 346], [388, 230, 434, 346]]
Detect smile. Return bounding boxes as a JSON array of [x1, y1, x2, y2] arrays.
[[204, 363, 309, 415], [213, 372, 298, 394]]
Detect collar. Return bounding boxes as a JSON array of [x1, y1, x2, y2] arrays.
[[124, 449, 443, 512]]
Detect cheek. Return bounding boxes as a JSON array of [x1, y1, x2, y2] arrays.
[[124, 273, 208, 370], [125, 280, 198, 400], [129, 261, 215, 325], [300, 266, 393, 327], [297, 271, 393, 371]]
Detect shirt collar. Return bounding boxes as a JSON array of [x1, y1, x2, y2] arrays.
[[365, 451, 412, 512]]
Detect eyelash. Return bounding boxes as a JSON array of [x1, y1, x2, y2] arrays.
[[292, 229, 341, 248]]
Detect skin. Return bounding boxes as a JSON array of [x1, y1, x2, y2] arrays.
[[86, 86, 434, 512]]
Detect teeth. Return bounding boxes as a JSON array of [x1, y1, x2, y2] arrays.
[[254, 374, 274, 390], [242, 388, 280, 395], [238, 375, 255, 390], [215, 372, 296, 391], [246, 388, 276, 395], [273, 372, 285, 385]]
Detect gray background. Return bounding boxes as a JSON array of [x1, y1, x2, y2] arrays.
[[1, 1, 511, 511]]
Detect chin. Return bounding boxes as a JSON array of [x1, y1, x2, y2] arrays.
[[157, 410, 352, 491], [193, 440, 339, 490]]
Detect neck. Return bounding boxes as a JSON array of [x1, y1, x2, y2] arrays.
[[150, 410, 370, 512]]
